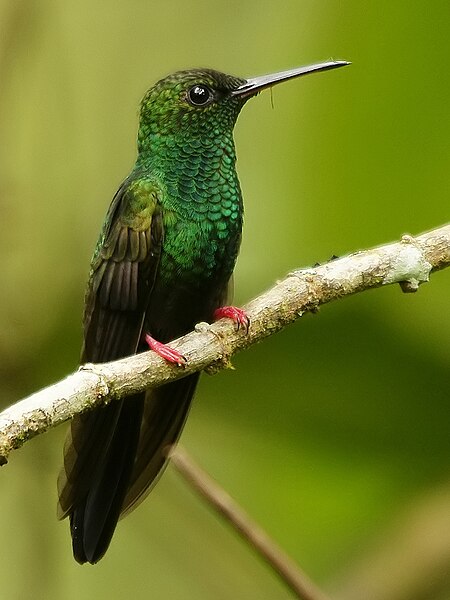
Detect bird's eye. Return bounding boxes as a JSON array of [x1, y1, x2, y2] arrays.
[[187, 85, 213, 106]]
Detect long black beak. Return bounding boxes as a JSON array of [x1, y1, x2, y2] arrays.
[[232, 60, 350, 98]]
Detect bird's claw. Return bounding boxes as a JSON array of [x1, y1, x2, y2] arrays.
[[145, 334, 187, 367], [214, 306, 250, 333]]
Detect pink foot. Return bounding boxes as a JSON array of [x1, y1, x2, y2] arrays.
[[145, 334, 187, 367], [214, 306, 250, 332]]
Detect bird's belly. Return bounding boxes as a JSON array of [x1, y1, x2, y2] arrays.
[[145, 273, 227, 342], [146, 222, 239, 341]]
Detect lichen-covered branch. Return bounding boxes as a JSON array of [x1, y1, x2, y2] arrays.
[[0, 223, 449, 465]]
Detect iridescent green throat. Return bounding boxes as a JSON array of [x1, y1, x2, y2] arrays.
[[134, 130, 243, 282]]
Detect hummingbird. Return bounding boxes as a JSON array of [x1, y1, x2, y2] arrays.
[[57, 60, 349, 564]]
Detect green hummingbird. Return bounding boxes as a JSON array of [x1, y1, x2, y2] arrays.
[[57, 60, 349, 564]]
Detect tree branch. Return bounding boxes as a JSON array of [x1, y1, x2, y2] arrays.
[[171, 446, 332, 600], [0, 223, 449, 464]]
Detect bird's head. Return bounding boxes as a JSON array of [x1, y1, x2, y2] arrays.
[[139, 69, 246, 142], [138, 61, 349, 148]]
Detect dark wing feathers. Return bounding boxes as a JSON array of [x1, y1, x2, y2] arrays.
[[57, 180, 162, 524], [58, 175, 199, 563], [90, 224, 154, 334]]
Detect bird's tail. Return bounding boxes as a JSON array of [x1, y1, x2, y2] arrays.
[[122, 373, 199, 517], [57, 373, 199, 564]]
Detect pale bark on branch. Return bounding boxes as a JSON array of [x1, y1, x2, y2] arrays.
[[0, 223, 449, 465]]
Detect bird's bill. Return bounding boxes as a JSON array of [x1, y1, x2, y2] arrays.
[[232, 60, 350, 98]]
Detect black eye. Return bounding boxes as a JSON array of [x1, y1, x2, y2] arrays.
[[187, 85, 213, 106]]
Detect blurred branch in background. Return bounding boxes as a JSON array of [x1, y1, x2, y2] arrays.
[[171, 446, 332, 600], [1, 223, 448, 463]]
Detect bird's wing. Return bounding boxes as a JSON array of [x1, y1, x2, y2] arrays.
[[83, 177, 163, 363], [57, 177, 163, 519]]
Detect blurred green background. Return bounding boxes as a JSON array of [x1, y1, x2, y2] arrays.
[[1, 1, 449, 599]]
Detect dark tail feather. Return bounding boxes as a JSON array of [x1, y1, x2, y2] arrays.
[[120, 373, 199, 518], [60, 375, 198, 563], [70, 394, 144, 564]]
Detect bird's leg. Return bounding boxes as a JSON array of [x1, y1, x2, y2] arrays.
[[145, 334, 187, 367], [214, 306, 250, 333]]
